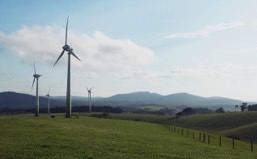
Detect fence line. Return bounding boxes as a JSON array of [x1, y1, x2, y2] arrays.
[[162, 124, 255, 152]]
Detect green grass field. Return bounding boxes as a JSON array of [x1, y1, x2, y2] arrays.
[[0, 114, 257, 159], [167, 112, 257, 142], [106, 113, 170, 123]]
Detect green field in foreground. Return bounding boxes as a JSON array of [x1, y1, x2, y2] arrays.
[[0, 114, 257, 159]]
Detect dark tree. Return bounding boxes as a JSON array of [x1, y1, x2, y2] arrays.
[[240, 102, 247, 112], [176, 107, 196, 118], [182, 107, 195, 115], [248, 104, 257, 111], [215, 107, 225, 113]]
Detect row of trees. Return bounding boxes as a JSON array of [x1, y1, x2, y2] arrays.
[[235, 103, 257, 112], [0, 105, 124, 114], [176, 102, 257, 118]]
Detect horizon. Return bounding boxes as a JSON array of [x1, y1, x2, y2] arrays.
[[1, 90, 256, 103], [1, 1, 257, 101]]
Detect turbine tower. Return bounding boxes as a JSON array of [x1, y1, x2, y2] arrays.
[[86, 87, 93, 113], [46, 89, 51, 114], [32, 62, 42, 117], [54, 17, 81, 118]]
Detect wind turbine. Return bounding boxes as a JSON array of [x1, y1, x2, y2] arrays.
[[86, 87, 93, 113], [32, 62, 42, 117], [46, 89, 51, 114], [54, 17, 81, 118]]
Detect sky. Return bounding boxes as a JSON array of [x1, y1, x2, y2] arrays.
[[1, 0, 257, 101]]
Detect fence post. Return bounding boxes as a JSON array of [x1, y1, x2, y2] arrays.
[[232, 137, 235, 149], [181, 129, 184, 135], [250, 138, 253, 152], [219, 136, 221, 147], [203, 133, 206, 142]]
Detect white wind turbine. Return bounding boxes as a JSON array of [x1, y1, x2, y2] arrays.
[[54, 17, 81, 118], [32, 62, 42, 117], [45, 89, 51, 114], [86, 87, 93, 113]]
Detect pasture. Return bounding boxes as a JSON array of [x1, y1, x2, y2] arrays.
[[0, 114, 256, 159], [167, 112, 257, 142]]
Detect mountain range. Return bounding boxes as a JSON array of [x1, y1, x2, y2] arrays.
[[0, 91, 245, 110]]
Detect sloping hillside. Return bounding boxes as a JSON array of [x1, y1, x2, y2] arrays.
[[168, 112, 257, 141], [0, 115, 255, 159]]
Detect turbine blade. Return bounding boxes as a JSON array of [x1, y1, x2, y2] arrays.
[[90, 87, 93, 90], [31, 77, 36, 90], [71, 51, 81, 61], [65, 17, 68, 45], [53, 50, 65, 67], [34, 61, 36, 74]]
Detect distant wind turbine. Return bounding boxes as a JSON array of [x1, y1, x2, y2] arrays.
[[46, 89, 51, 114], [53, 17, 81, 118], [86, 87, 93, 113], [32, 62, 42, 117]]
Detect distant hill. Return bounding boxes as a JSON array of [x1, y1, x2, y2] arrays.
[[197, 97, 243, 106], [0, 92, 63, 110], [157, 93, 205, 106], [95, 92, 243, 108], [0, 91, 245, 110], [107, 91, 162, 101]]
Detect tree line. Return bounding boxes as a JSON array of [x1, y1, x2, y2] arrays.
[[0, 105, 123, 114], [235, 102, 257, 112]]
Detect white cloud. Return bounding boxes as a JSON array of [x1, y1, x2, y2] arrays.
[[164, 22, 245, 39], [169, 64, 257, 87], [114, 69, 174, 80], [0, 25, 156, 76]]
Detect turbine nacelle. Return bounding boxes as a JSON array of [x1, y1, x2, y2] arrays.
[[62, 44, 71, 51], [32, 62, 42, 90], [87, 87, 93, 93], [33, 74, 42, 78], [68, 47, 73, 54]]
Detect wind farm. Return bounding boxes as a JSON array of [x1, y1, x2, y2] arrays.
[[2, 1, 257, 159]]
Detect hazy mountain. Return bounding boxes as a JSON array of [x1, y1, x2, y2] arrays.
[[196, 97, 243, 106], [157, 93, 206, 106], [107, 91, 162, 102], [0, 91, 245, 110], [0, 91, 62, 109]]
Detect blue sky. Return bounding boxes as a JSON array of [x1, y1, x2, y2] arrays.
[[1, 0, 257, 101]]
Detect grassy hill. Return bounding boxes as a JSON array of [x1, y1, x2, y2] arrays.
[[0, 114, 256, 159], [168, 112, 257, 141]]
